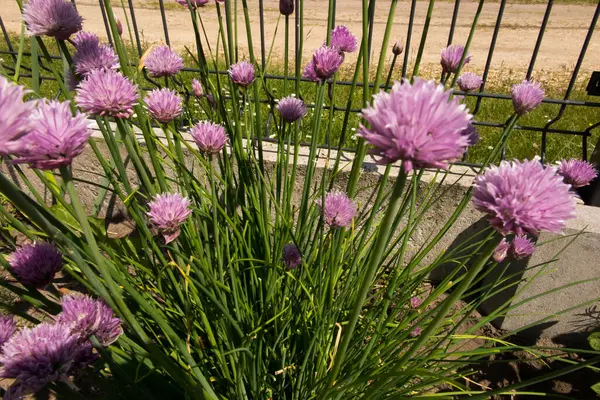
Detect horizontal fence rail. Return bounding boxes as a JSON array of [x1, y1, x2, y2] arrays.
[[1, 0, 600, 168]]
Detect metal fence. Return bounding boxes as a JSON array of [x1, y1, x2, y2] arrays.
[[2, 0, 600, 168]]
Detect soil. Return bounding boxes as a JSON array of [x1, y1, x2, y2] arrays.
[[1, 0, 600, 75]]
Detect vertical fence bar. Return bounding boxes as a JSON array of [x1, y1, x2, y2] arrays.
[[158, 0, 171, 46], [258, 0, 266, 70], [526, 0, 553, 80], [540, 0, 600, 163], [446, 0, 461, 46], [127, 0, 143, 57], [402, 0, 417, 78], [99, 0, 114, 46], [0, 17, 17, 64]]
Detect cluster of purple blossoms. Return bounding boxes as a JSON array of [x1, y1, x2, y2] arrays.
[[410, 296, 422, 309], [473, 159, 576, 236], [72, 31, 99, 48], [457, 72, 483, 92], [358, 78, 472, 171], [190, 121, 229, 155], [511, 80, 544, 115], [229, 61, 255, 87], [75, 69, 139, 118], [11, 100, 93, 170], [147, 193, 193, 244], [192, 79, 203, 97], [145, 88, 183, 123], [440, 45, 471, 74], [58, 295, 123, 346], [175, 0, 209, 7], [276, 96, 307, 123], [493, 235, 536, 262], [144, 46, 183, 78], [72, 34, 119, 77], [303, 46, 344, 82], [282, 243, 302, 269], [462, 123, 480, 146], [330, 25, 358, 53], [0, 76, 35, 156], [556, 159, 598, 188], [22, 0, 83, 40], [0, 315, 16, 349], [9, 242, 63, 289], [316, 191, 357, 229]]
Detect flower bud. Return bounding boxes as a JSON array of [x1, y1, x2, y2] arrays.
[[392, 39, 404, 56], [280, 0, 294, 15]]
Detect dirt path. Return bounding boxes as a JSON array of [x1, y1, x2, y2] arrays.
[[1, 0, 599, 74]]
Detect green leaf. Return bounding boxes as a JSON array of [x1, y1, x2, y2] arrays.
[[591, 382, 600, 395], [588, 332, 600, 351]]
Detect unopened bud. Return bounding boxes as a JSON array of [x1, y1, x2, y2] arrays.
[[392, 39, 404, 56], [192, 79, 203, 97], [280, 0, 294, 15], [116, 17, 123, 36]]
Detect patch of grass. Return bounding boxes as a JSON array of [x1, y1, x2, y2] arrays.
[[2, 32, 599, 165]]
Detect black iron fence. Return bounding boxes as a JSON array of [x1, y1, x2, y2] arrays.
[[2, 0, 600, 167]]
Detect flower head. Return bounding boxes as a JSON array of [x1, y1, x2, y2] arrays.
[[330, 26, 357, 53], [392, 38, 404, 56], [0, 315, 16, 349], [440, 45, 470, 74], [510, 235, 535, 260], [75, 69, 139, 118], [145, 88, 182, 123], [11, 100, 92, 169], [58, 294, 123, 346], [410, 327, 422, 337], [73, 43, 119, 76], [358, 78, 472, 171], [175, 0, 209, 7], [282, 244, 302, 269], [473, 159, 576, 236], [315, 191, 357, 229], [511, 80, 544, 115], [280, 0, 294, 15], [410, 296, 421, 309], [22, 0, 83, 40], [147, 193, 192, 244], [457, 72, 482, 92], [557, 159, 597, 188], [9, 242, 63, 288], [312, 46, 344, 80], [229, 61, 255, 87], [461, 123, 480, 146], [0, 76, 34, 156], [302, 60, 320, 82], [493, 239, 509, 263], [192, 79, 203, 97], [276, 96, 307, 123], [190, 121, 228, 155], [144, 45, 183, 78], [72, 31, 99, 48]]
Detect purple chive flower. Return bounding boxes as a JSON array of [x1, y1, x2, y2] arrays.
[[0, 315, 16, 349], [145, 88, 182, 123], [330, 25, 357, 53], [461, 123, 480, 146], [22, 0, 83, 40], [493, 239, 510, 263], [192, 79, 203, 97], [511, 80, 544, 115], [276, 96, 307, 123], [410, 296, 422, 309], [0, 76, 34, 156], [473, 159, 576, 236], [557, 159, 598, 188], [11, 100, 92, 170], [190, 121, 228, 155], [312, 46, 344, 80], [457, 72, 482, 92], [0, 322, 79, 396], [9, 242, 63, 289], [147, 193, 192, 244], [73, 43, 119, 76], [175, 0, 209, 7], [302, 60, 320, 82], [410, 327, 422, 337], [144, 45, 183, 78], [72, 31, 99, 49], [229, 61, 255, 87], [510, 235, 535, 260], [315, 191, 357, 229], [280, 0, 294, 15], [282, 243, 302, 269], [58, 294, 123, 346], [440, 45, 471, 74], [75, 69, 139, 118], [358, 78, 472, 171]]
